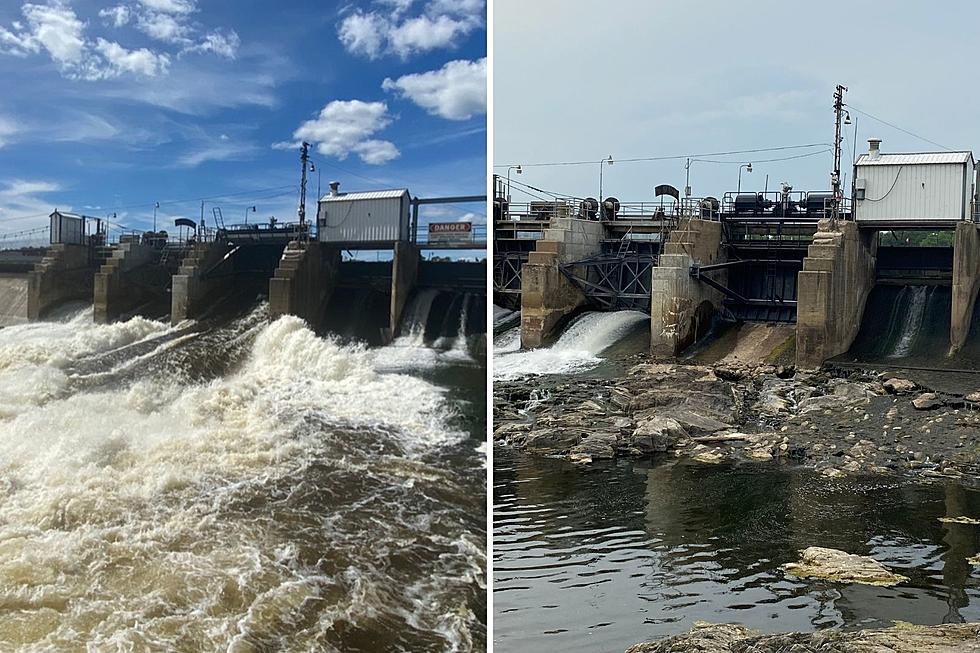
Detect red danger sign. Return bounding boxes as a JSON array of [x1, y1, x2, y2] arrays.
[[429, 222, 472, 233]]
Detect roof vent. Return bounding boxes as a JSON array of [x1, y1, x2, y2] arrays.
[[329, 181, 340, 196], [868, 138, 881, 159]]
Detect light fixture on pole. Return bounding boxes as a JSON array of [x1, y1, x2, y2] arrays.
[[599, 155, 613, 203], [737, 163, 753, 194], [310, 162, 320, 205], [684, 158, 693, 198], [244, 205, 256, 225], [506, 164, 522, 203]]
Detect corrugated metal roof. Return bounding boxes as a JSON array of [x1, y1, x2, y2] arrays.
[[856, 151, 973, 166], [319, 189, 409, 202]]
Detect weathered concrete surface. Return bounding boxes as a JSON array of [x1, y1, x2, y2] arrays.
[[387, 241, 420, 342], [951, 222, 980, 354], [626, 621, 980, 653], [782, 546, 909, 586], [796, 220, 877, 369], [171, 240, 233, 324], [269, 241, 340, 328], [520, 217, 604, 348], [0, 273, 29, 326], [27, 244, 97, 320], [650, 218, 725, 357], [94, 242, 167, 323]]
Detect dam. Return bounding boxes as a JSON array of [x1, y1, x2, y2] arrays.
[[0, 181, 487, 346], [495, 139, 980, 372]]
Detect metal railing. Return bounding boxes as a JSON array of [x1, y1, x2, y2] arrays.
[[414, 222, 487, 247]]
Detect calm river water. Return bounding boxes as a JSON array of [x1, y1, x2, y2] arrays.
[[494, 448, 980, 653]]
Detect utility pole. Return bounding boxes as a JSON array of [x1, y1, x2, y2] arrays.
[[298, 141, 310, 230], [831, 84, 847, 229], [153, 201, 159, 232]]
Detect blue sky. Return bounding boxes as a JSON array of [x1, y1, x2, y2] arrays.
[[0, 0, 486, 242], [494, 0, 979, 206]]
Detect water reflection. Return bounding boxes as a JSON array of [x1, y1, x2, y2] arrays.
[[493, 449, 980, 653]]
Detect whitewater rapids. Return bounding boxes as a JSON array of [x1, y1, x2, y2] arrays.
[[493, 310, 648, 380], [0, 304, 485, 651]]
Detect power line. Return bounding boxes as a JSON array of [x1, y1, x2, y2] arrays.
[[845, 104, 953, 151], [692, 148, 832, 165], [494, 143, 831, 169]]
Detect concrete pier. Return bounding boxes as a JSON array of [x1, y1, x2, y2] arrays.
[[520, 217, 603, 348], [650, 218, 725, 356], [171, 240, 233, 324], [94, 242, 171, 323], [950, 222, 980, 354], [796, 220, 877, 368], [387, 241, 420, 343], [269, 241, 340, 326], [27, 244, 98, 320]]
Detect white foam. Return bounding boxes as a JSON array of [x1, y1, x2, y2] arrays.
[[493, 310, 648, 379], [0, 314, 472, 648]]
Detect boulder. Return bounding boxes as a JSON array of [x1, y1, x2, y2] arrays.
[[524, 428, 581, 453], [632, 416, 687, 452], [782, 546, 909, 586], [884, 378, 916, 395], [912, 392, 941, 410]]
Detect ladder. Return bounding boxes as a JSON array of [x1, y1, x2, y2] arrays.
[[616, 226, 633, 257]]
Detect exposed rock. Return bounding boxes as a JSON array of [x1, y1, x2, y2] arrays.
[[626, 622, 980, 653], [713, 365, 745, 382], [524, 428, 581, 454], [782, 546, 909, 586], [913, 393, 941, 410], [570, 432, 617, 460], [938, 516, 980, 525], [966, 391, 980, 403], [625, 622, 756, 653], [884, 378, 916, 395], [632, 416, 687, 452]]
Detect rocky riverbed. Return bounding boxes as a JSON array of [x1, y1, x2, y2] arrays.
[[625, 621, 980, 653], [493, 356, 980, 481]]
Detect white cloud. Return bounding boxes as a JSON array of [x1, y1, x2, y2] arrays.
[[382, 57, 485, 120], [290, 100, 400, 165], [99, 5, 131, 27], [136, 0, 196, 14], [137, 11, 190, 43], [338, 12, 387, 59], [0, 0, 238, 79], [0, 178, 62, 232], [0, 117, 19, 148], [176, 136, 256, 167], [388, 13, 476, 58], [337, 0, 484, 59], [182, 29, 240, 59], [352, 139, 399, 164], [94, 38, 170, 78]]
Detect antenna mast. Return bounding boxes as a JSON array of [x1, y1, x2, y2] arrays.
[[831, 84, 847, 228], [298, 141, 310, 229]]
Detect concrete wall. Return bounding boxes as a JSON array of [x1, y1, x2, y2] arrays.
[[520, 217, 604, 348], [171, 240, 233, 324], [951, 222, 980, 353], [387, 241, 420, 343], [0, 273, 29, 326], [649, 218, 725, 356], [269, 241, 340, 327], [27, 244, 96, 320], [796, 220, 877, 368], [94, 242, 165, 323]]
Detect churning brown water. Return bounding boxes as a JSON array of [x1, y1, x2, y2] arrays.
[[0, 303, 486, 651]]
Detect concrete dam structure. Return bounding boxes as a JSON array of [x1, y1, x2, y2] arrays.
[[1, 184, 487, 346], [494, 140, 980, 370]]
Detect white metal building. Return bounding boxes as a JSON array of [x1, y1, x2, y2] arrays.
[[853, 139, 976, 225], [316, 185, 411, 246], [49, 210, 86, 245]]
